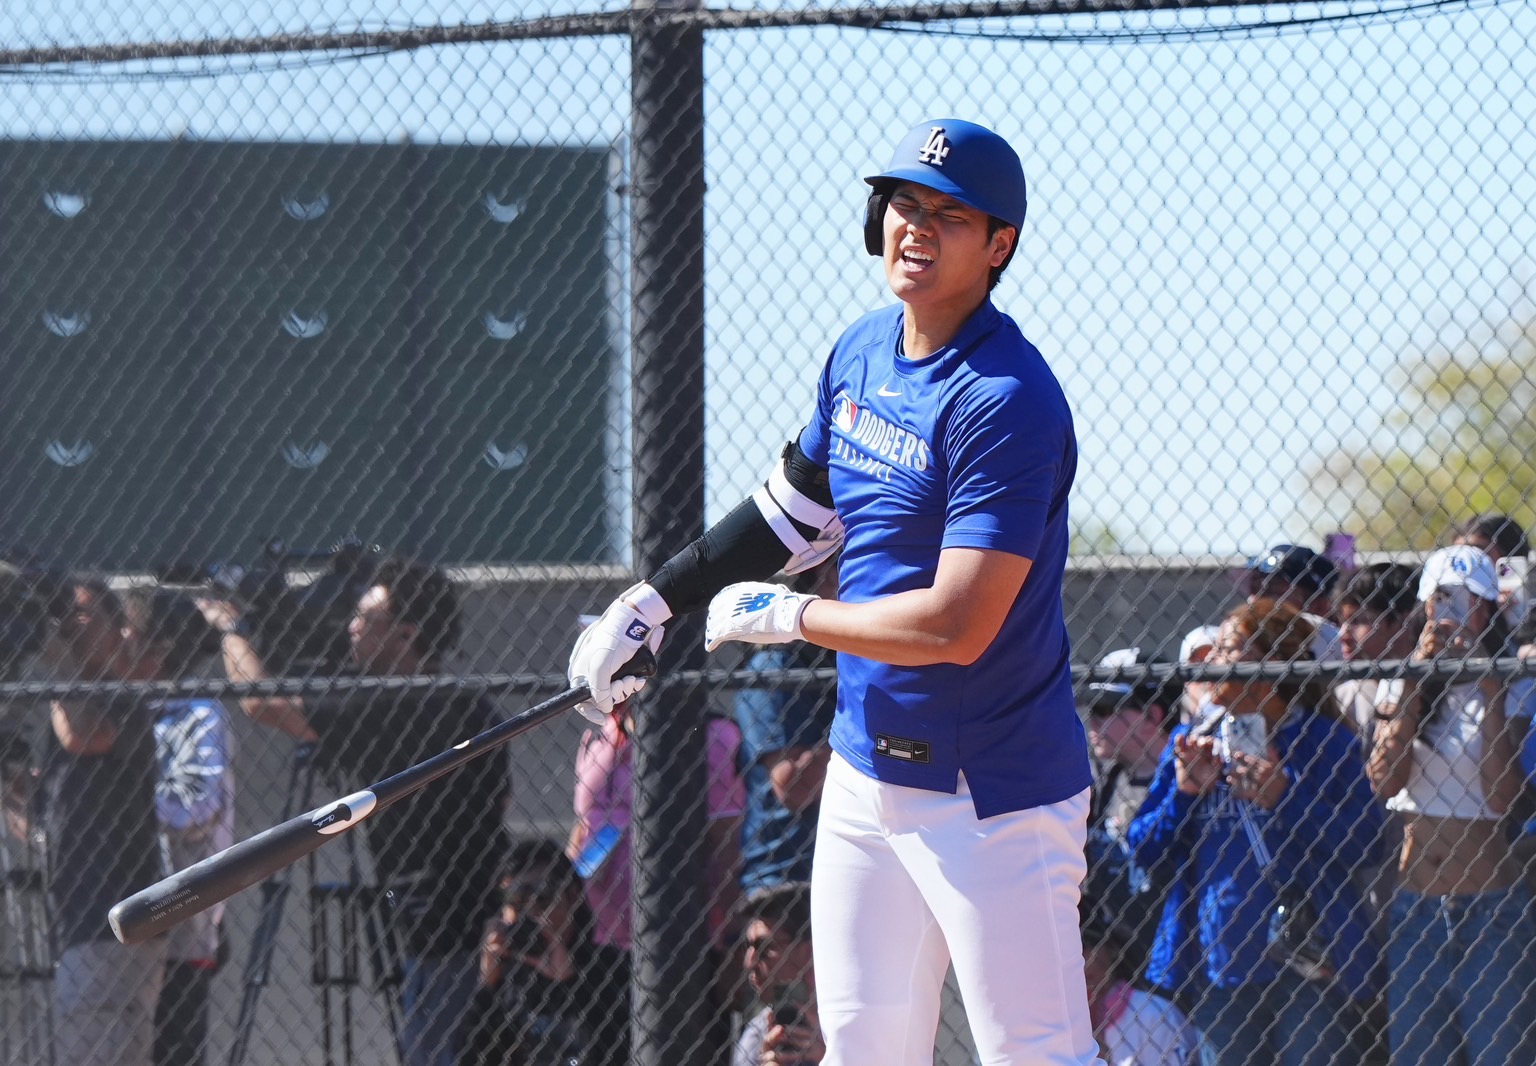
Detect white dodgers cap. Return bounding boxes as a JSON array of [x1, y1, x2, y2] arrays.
[[1418, 545, 1500, 603]]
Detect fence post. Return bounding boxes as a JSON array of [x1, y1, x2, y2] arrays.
[[629, 1, 714, 1062]]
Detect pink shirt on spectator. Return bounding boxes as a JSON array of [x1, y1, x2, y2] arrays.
[[573, 713, 746, 949]]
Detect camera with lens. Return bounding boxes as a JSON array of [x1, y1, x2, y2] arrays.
[[488, 869, 567, 965], [491, 914, 546, 961], [768, 980, 812, 1030], [1267, 894, 1333, 982], [160, 536, 382, 674]]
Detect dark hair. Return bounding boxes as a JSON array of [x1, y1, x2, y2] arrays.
[[1246, 544, 1339, 597], [1457, 513, 1529, 559], [1126, 656, 1182, 727], [122, 587, 220, 678], [1336, 563, 1419, 620], [371, 557, 461, 664], [72, 577, 125, 625], [1148, 691, 1180, 733], [741, 881, 812, 945], [499, 837, 596, 951]]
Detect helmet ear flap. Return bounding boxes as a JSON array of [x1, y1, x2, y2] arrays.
[[863, 189, 891, 257]]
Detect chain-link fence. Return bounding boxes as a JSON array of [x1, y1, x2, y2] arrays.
[[2, 1, 1536, 1064]]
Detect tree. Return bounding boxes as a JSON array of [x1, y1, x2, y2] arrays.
[[1071, 516, 1127, 556], [1305, 310, 1536, 550]]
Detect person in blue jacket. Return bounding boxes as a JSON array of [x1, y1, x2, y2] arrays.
[[1128, 598, 1384, 1066]]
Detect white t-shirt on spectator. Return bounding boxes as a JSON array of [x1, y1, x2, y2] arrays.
[[1102, 986, 1200, 1066], [1334, 678, 1378, 738], [731, 1007, 771, 1066], [1379, 679, 1501, 820]]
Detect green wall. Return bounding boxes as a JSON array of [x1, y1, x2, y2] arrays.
[[0, 140, 614, 569]]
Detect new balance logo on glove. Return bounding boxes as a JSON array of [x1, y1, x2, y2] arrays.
[[705, 581, 820, 653], [734, 591, 777, 615]]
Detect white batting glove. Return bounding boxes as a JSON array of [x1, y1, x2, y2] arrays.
[[704, 582, 818, 653], [569, 582, 670, 723]]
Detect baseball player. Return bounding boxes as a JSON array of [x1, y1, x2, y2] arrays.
[[569, 118, 1098, 1064]]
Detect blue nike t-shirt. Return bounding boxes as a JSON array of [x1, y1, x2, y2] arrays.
[[798, 299, 1091, 818]]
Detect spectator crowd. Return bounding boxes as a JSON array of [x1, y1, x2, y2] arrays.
[[1085, 513, 1536, 1065], [0, 549, 838, 1066], [5, 512, 1536, 1065]]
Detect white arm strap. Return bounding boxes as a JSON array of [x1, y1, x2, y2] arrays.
[[752, 458, 844, 575]]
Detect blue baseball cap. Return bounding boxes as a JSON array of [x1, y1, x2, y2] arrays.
[[864, 119, 1028, 229], [1244, 544, 1339, 594]]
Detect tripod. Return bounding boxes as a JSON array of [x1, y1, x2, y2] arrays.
[[228, 744, 405, 1066], [0, 733, 53, 1066]]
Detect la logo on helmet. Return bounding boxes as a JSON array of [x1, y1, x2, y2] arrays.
[[918, 127, 951, 166]]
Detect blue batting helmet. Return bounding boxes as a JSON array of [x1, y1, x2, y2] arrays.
[[862, 119, 1027, 256], [866, 120, 1027, 224]]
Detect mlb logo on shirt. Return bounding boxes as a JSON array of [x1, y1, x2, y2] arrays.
[[832, 391, 858, 433]]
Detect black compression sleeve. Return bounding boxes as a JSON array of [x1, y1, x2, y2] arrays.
[[648, 498, 791, 616], [647, 439, 831, 616]]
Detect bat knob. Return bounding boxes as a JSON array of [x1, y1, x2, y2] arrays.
[[615, 645, 658, 682]]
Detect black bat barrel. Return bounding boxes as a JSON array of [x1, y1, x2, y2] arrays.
[[108, 650, 653, 946], [110, 790, 378, 945]]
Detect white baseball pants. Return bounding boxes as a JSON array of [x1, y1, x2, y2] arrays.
[[811, 752, 1102, 1066]]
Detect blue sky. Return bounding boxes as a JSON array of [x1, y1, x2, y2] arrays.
[[4, 0, 1532, 558]]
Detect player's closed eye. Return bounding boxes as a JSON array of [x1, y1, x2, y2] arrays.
[[891, 194, 968, 226]]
